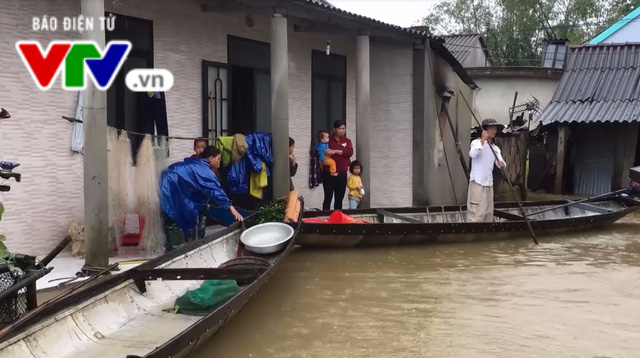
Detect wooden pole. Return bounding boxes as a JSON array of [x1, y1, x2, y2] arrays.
[[441, 103, 470, 181], [555, 125, 568, 194], [459, 90, 539, 245], [509, 92, 518, 130]]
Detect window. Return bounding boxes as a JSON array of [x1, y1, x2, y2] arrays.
[[311, 50, 346, 141], [543, 42, 567, 69], [202, 61, 229, 139]]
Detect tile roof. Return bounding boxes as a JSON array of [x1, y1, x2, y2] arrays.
[[538, 43, 640, 125], [294, 0, 429, 38]]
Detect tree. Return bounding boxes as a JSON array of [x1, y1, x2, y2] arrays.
[[420, 0, 640, 66]]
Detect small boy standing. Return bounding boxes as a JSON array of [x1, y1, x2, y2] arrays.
[[315, 130, 337, 176], [347, 160, 364, 209]]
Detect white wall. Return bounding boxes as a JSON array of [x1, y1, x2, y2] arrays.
[[472, 76, 560, 126], [598, 19, 640, 43], [0, 0, 414, 254], [369, 40, 413, 208]]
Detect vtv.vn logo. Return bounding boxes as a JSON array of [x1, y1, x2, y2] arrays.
[[16, 40, 174, 92]]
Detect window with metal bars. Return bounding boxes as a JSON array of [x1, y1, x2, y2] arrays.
[[202, 61, 230, 139]]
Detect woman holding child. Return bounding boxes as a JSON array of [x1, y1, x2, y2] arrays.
[[320, 120, 353, 210]]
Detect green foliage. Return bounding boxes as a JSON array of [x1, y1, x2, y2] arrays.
[[420, 0, 640, 65], [251, 201, 287, 224]]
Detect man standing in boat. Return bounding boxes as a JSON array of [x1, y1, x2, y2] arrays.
[[467, 119, 506, 222]]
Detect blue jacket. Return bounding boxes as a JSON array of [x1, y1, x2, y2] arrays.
[[160, 157, 232, 236], [228, 132, 273, 195], [315, 142, 329, 162]]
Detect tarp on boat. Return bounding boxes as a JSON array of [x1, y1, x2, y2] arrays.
[[168, 280, 240, 316]]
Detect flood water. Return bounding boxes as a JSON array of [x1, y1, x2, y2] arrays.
[[194, 213, 640, 358]]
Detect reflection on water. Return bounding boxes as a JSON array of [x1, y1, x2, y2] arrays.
[[194, 213, 640, 358]]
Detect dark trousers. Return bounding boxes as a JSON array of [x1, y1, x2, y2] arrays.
[[322, 171, 347, 210]]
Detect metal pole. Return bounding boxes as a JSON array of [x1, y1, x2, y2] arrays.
[[270, 12, 290, 201], [82, 0, 110, 269], [459, 90, 539, 245], [356, 34, 371, 209]]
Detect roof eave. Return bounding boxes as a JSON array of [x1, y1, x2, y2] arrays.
[[430, 40, 478, 90], [589, 5, 640, 44]]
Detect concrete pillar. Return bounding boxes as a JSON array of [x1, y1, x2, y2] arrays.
[[412, 41, 429, 206], [270, 13, 290, 200], [356, 34, 371, 208], [81, 0, 109, 270]]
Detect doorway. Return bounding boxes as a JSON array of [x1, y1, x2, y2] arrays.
[[105, 13, 155, 157], [311, 50, 347, 139], [227, 35, 271, 135]]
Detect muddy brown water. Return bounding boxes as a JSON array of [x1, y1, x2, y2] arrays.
[[193, 212, 640, 358]]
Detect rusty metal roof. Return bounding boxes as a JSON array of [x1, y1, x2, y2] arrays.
[[539, 43, 640, 125]]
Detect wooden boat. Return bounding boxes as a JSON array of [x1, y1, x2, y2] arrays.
[[298, 197, 639, 248], [0, 197, 303, 358]]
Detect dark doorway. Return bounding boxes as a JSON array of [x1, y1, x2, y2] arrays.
[[311, 50, 347, 139], [106, 13, 156, 158], [230, 66, 255, 135], [227, 36, 271, 135]]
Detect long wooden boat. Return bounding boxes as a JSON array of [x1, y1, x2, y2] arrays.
[[0, 197, 303, 358], [298, 198, 639, 248]]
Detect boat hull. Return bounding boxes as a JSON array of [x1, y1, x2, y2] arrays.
[[298, 199, 639, 248], [0, 199, 303, 358]]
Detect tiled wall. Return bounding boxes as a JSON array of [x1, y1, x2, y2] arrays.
[[369, 40, 414, 208], [1, 0, 416, 254]]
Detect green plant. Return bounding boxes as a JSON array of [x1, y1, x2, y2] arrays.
[[251, 201, 287, 224]]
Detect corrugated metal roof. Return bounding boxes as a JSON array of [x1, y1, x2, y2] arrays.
[[539, 43, 640, 125], [293, 0, 429, 38], [440, 34, 482, 63]]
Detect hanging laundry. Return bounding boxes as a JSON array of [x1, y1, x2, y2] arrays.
[[138, 91, 169, 136], [135, 135, 166, 256], [154, 136, 170, 177], [227, 132, 273, 196], [134, 91, 169, 160], [108, 128, 119, 250], [228, 157, 249, 195], [214, 136, 233, 166], [108, 129, 134, 250], [250, 161, 268, 199], [231, 134, 248, 162], [245, 133, 273, 173]]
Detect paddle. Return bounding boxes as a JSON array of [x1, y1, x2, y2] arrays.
[[459, 90, 539, 245], [527, 187, 632, 217]]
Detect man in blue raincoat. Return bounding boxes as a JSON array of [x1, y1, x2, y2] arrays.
[[160, 146, 244, 241]]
